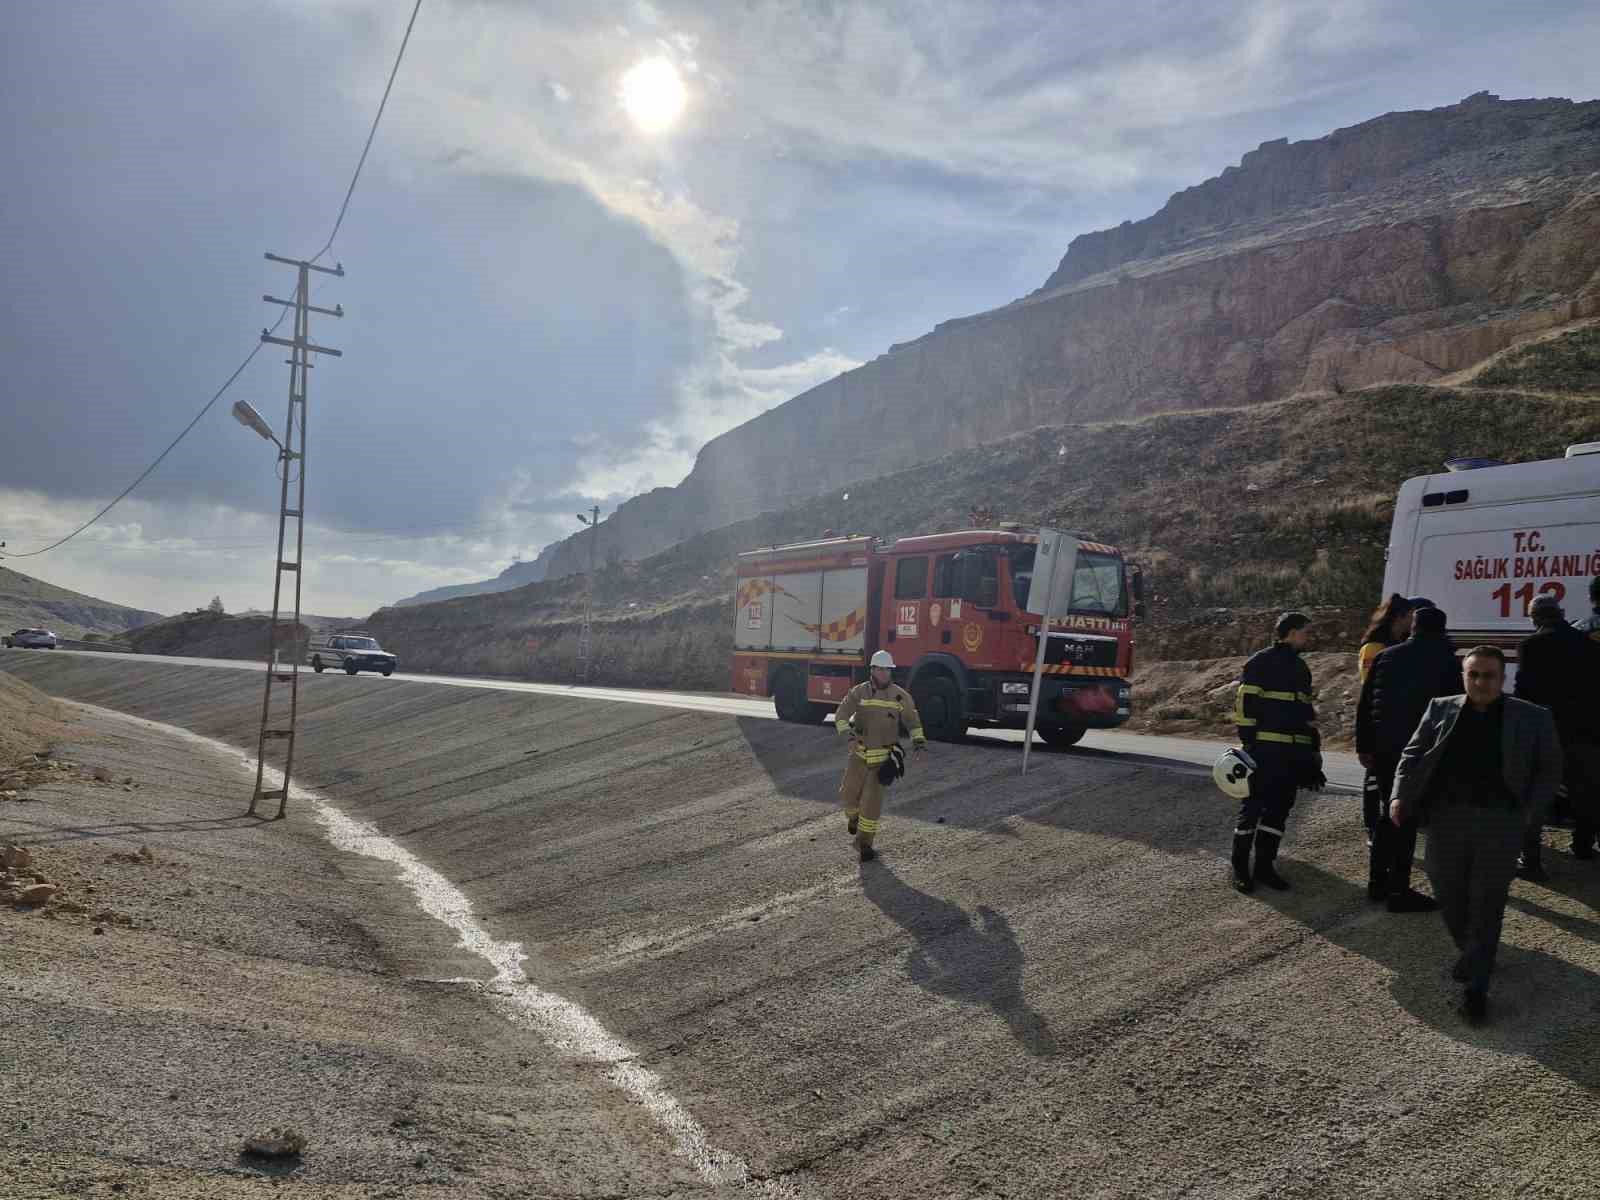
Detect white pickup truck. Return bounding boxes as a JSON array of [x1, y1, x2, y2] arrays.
[[308, 632, 398, 677]]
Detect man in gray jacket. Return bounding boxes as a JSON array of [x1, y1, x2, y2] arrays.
[[1388, 645, 1563, 1025]]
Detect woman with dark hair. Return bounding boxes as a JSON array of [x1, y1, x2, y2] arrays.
[[1357, 594, 1414, 842], [1358, 594, 1414, 683]]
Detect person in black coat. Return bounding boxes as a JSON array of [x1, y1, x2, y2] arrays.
[[1356, 606, 1462, 910], [1230, 612, 1324, 893], [1515, 593, 1600, 873]]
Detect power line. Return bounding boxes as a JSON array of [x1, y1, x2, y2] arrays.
[[312, 0, 425, 264], [2, 0, 425, 560], [0, 331, 281, 559]]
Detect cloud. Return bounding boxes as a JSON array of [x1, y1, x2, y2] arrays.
[[5, 0, 1599, 617]]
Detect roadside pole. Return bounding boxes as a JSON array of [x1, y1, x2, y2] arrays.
[[249, 253, 343, 818], [1021, 527, 1077, 776], [575, 505, 601, 684]]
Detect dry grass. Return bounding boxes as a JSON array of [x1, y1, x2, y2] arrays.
[[1471, 325, 1600, 393]]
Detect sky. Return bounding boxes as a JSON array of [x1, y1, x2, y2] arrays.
[[2, 0, 1597, 619]]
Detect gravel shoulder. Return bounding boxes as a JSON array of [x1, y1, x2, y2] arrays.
[[1, 693, 724, 1199], [6, 653, 1600, 1199]]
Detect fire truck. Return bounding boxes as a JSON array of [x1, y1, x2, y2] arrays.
[[731, 527, 1143, 744]]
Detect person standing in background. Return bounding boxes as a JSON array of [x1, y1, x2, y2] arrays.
[[1356, 595, 1415, 843], [1516, 594, 1600, 868], [1357, 605, 1461, 910]]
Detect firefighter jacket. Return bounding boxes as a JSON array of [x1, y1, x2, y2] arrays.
[[835, 680, 926, 764], [1235, 643, 1320, 753]]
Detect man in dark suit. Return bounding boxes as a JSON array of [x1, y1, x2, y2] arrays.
[[1389, 645, 1563, 1025], [1356, 605, 1462, 911], [1516, 593, 1600, 871]]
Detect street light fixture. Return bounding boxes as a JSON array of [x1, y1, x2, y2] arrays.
[[232, 399, 282, 449]]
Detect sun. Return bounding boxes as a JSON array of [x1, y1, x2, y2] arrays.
[[620, 57, 687, 134]]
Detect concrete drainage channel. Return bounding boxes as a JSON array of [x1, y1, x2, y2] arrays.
[[76, 702, 812, 1199]]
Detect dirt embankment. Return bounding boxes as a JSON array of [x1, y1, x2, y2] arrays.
[[123, 612, 311, 663], [1128, 651, 1364, 747]]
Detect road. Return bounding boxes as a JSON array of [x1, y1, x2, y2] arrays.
[[5, 649, 1596, 1198], [28, 646, 1366, 791]]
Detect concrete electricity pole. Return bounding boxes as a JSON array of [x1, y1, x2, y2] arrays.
[[574, 505, 602, 684], [248, 252, 343, 818]]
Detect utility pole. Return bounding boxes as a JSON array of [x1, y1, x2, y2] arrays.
[[249, 252, 343, 818], [574, 505, 601, 684]]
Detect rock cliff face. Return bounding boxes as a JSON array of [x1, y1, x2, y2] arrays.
[[394, 556, 547, 607], [526, 94, 1600, 585]]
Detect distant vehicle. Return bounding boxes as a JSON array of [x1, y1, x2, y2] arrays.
[[1380, 441, 1600, 684], [731, 527, 1142, 744], [309, 632, 398, 677], [3, 628, 58, 649]]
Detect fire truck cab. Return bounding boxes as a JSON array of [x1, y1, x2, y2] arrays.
[[731, 528, 1141, 744]]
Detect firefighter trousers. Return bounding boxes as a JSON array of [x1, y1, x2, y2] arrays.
[[839, 753, 885, 848], [1232, 751, 1303, 866]]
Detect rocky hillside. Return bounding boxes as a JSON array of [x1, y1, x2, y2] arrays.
[[0, 566, 163, 640], [394, 556, 547, 608], [366, 382, 1598, 691], [523, 92, 1600, 584]]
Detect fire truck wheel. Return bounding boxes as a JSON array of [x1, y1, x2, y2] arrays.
[[913, 675, 966, 742], [773, 669, 823, 723], [1038, 722, 1087, 749]]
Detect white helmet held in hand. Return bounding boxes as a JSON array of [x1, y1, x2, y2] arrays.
[[1213, 747, 1257, 799], [869, 650, 896, 670]]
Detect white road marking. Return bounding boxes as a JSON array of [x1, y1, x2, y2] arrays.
[[65, 701, 809, 1198]]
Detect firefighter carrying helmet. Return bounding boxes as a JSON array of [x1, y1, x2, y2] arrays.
[[870, 650, 896, 670], [1213, 747, 1257, 800]]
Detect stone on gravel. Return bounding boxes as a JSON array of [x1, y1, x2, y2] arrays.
[[93, 766, 112, 782], [1, 844, 31, 871], [16, 882, 58, 905], [242, 1127, 307, 1158]]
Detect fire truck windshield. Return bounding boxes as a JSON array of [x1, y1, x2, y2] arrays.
[[1007, 546, 1127, 616]]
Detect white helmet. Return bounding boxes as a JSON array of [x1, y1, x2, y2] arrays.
[[1213, 747, 1257, 800], [869, 650, 896, 670]]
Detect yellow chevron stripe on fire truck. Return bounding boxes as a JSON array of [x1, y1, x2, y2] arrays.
[[736, 578, 800, 609], [786, 606, 867, 643], [1016, 663, 1124, 677]]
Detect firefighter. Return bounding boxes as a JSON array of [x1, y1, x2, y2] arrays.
[[1231, 612, 1326, 892], [835, 650, 926, 862]]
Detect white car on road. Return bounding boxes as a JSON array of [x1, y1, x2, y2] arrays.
[[3, 628, 58, 649]]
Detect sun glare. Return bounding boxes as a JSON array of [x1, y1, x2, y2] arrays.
[[620, 57, 687, 134]]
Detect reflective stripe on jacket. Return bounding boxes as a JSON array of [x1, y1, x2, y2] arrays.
[[835, 681, 925, 761], [1235, 643, 1319, 750]]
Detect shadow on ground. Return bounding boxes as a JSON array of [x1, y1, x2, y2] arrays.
[[859, 859, 1058, 1057], [1251, 858, 1600, 1092]]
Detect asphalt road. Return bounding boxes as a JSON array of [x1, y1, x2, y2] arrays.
[[24, 646, 1366, 791], [6, 649, 1596, 1198]]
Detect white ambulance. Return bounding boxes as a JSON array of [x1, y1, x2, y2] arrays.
[[1380, 442, 1600, 679]]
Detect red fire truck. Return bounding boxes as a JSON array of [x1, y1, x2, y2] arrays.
[[731, 527, 1143, 744]]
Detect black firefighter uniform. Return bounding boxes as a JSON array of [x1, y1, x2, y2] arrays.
[[834, 680, 926, 849], [1232, 642, 1321, 880]]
